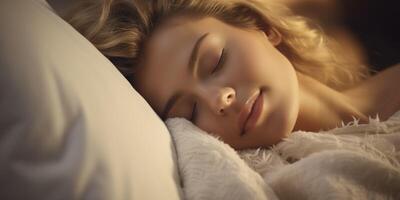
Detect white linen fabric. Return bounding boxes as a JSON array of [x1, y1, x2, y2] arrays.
[[0, 0, 182, 199], [166, 110, 400, 200]]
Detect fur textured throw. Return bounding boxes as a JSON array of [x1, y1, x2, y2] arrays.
[[166, 111, 400, 200]]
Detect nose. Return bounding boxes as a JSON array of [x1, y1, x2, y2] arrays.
[[199, 86, 236, 115]]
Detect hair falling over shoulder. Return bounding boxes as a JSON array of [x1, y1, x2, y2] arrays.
[[63, 0, 372, 91]]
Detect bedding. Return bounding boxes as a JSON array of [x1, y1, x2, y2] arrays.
[[166, 110, 400, 200]]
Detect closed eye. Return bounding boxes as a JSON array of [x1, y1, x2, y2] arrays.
[[211, 48, 227, 74], [190, 102, 198, 123]]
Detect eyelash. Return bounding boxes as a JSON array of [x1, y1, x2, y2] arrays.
[[211, 48, 227, 74], [190, 102, 198, 122], [190, 48, 227, 123]]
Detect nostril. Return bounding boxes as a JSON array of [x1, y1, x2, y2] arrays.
[[226, 94, 234, 104], [219, 108, 224, 114]]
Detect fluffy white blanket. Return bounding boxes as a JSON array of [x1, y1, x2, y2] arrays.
[[166, 111, 400, 200]]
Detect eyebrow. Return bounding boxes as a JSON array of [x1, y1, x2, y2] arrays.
[[161, 32, 210, 120]]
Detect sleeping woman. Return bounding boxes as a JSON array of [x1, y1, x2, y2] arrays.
[[64, 0, 400, 150]]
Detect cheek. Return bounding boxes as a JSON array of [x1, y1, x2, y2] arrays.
[[231, 46, 269, 80], [193, 105, 212, 132], [195, 108, 220, 131], [243, 43, 293, 84], [195, 113, 233, 138]]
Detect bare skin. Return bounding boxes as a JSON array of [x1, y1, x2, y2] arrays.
[[344, 64, 400, 122], [133, 15, 400, 150], [294, 64, 400, 132]]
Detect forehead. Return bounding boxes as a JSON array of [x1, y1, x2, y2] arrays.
[[147, 16, 221, 58], [134, 16, 225, 114]]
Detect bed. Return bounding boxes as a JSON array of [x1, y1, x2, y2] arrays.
[[1, 0, 399, 199]]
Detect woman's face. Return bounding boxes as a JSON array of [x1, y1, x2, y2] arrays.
[[134, 15, 300, 150]]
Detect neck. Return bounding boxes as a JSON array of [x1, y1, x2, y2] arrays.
[[293, 73, 369, 132]]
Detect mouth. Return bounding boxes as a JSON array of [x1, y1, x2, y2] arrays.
[[238, 89, 264, 136]]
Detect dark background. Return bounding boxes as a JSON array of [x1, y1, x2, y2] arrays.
[[289, 0, 400, 72], [340, 0, 400, 71]]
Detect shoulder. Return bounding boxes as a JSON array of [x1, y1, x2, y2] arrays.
[[343, 64, 400, 121]]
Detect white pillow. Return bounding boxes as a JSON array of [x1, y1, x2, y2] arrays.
[[0, 0, 182, 199]]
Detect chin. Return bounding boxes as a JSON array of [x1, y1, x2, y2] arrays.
[[264, 101, 299, 146]]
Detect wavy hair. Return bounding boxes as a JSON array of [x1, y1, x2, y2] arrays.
[[63, 0, 372, 91]]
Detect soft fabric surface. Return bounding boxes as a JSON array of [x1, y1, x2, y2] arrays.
[[0, 0, 182, 199], [166, 110, 400, 200]]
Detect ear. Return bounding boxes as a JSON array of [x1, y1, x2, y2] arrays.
[[262, 27, 282, 46]]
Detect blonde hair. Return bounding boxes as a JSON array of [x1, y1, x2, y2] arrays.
[[63, 0, 371, 91]]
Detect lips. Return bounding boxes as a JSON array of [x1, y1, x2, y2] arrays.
[[238, 89, 262, 136]]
